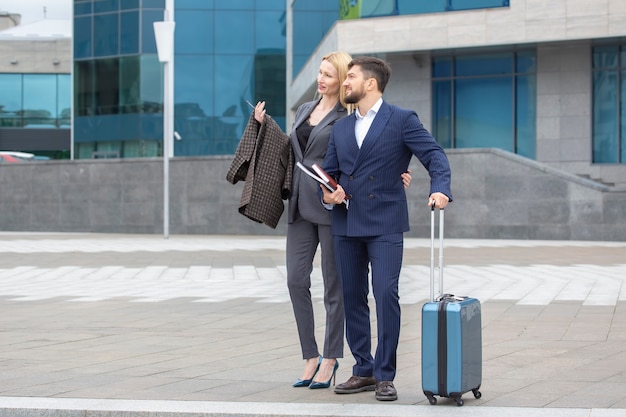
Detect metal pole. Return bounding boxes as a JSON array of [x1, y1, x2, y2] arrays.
[[162, 0, 174, 239]]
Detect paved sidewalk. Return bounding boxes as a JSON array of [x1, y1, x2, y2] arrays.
[[0, 232, 625, 417]]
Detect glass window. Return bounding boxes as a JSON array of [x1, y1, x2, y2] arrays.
[[449, 0, 508, 11], [218, 0, 254, 10], [74, 1, 92, 15], [593, 45, 618, 69], [120, 11, 139, 54], [360, 0, 395, 17], [432, 80, 452, 148], [432, 51, 535, 158], [175, 10, 214, 54], [516, 75, 536, 158], [255, 11, 286, 52], [592, 70, 618, 163], [174, 55, 214, 156], [455, 77, 513, 150], [592, 44, 626, 164], [399, 0, 446, 14], [94, 59, 120, 114], [75, 61, 95, 117], [256, 0, 285, 10], [214, 54, 251, 152], [0, 74, 22, 127], [516, 50, 536, 73], [117, 113, 141, 141], [58, 75, 71, 127], [254, 53, 286, 129], [121, 0, 139, 10], [455, 53, 513, 76], [94, 0, 119, 13], [176, 55, 214, 117], [215, 11, 254, 54], [142, 0, 165, 8], [294, 0, 330, 11], [292, 10, 332, 76], [94, 13, 119, 57], [74, 16, 92, 59], [119, 57, 141, 114], [140, 55, 163, 113], [141, 10, 164, 54], [622, 70, 626, 162], [23, 74, 57, 128], [432, 56, 452, 78], [178, 0, 214, 9]]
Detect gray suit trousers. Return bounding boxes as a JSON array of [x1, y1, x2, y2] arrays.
[[286, 217, 344, 359]]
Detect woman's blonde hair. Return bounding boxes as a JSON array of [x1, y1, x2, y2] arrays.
[[321, 51, 354, 113]]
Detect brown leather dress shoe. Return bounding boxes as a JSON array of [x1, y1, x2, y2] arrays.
[[334, 375, 377, 394], [375, 381, 397, 401]]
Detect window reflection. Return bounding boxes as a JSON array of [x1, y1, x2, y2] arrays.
[[432, 51, 536, 158], [0, 74, 70, 128], [73, 2, 288, 158], [592, 46, 621, 163]]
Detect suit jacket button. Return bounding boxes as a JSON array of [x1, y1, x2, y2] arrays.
[[349, 176, 354, 181], [347, 194, 353, 199], [369, 176, 374, 181], [369, 194, 374, 199]]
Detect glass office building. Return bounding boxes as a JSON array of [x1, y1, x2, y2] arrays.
[[73, 0, 336, 159], [71, 0, 516, 160], [71, 0, 625, 182]]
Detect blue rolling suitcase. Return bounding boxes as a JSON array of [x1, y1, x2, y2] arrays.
[[421, 206, 482, 406]]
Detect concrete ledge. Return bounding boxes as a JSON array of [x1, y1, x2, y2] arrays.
[[1, 397, 624, 417]]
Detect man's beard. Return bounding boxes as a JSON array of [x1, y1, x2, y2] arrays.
[[344, 89, 364, 104]]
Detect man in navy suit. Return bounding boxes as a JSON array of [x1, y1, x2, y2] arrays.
[[321, 56, 452, 401]]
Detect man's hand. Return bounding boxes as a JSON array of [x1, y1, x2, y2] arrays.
[[322, 184, 346, 205], [428, 192, 449, 209]]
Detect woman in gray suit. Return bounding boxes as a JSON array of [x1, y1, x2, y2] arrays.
[[254, 52, 352, 389]]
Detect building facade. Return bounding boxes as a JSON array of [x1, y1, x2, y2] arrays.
[[288, 0, 626, 189], [0, 16, 71, 158]]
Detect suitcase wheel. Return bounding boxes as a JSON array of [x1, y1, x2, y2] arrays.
[[426, 394, 437, 405], [453, 396, 464, 406], [472, 388, 482, 399]]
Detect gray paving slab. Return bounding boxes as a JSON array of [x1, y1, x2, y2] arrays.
[[0, 232, 625, 417]]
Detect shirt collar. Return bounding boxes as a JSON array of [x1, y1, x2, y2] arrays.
[[355, 97, 383, 119]]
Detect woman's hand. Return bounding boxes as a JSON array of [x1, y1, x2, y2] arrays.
[[254, 101, 266, 124], [401, 169, 412, 189]]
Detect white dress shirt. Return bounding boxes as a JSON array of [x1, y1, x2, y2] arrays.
[[354, 98, 383, 148]]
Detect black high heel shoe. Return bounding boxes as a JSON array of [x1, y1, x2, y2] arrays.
[[309, 360, 339, 389], [292, 356, 322, 387]]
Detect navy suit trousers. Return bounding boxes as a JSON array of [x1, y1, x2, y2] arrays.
[[334, 233, 403, 382]]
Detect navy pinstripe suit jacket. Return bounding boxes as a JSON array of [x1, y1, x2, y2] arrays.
[[323, 100, 452, 237]]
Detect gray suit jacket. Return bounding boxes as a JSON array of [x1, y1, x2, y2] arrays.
[[288, 100, 347, 225]]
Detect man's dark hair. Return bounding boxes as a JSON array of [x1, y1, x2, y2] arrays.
[[348, 56, 392, 93]]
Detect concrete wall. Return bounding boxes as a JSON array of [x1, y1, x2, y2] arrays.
[[1, 149, 624, 241], [0, 37, 71, 74]]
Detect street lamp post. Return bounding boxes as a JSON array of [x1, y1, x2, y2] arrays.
[[154, 1, 175, 239]]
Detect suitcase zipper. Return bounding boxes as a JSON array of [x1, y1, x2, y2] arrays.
[[437, 299, 448, 397]]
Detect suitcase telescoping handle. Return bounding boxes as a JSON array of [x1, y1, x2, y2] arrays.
[[430, 202, 444, 303]]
